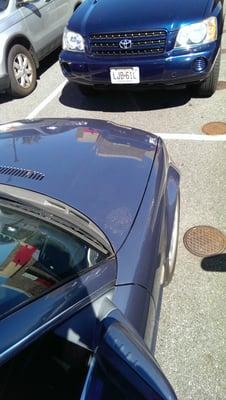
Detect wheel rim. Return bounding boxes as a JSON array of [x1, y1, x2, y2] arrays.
[[13, 53, 33, 89]]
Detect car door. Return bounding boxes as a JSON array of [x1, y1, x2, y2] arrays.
[[81, 307, 177, 400], [50, 0, 76, 35], [18, 0, 72, 59], [17, 0, 52, 57], [39, 0, 75, 50]]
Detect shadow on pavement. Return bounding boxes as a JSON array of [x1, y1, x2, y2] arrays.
[[59, 82, 191, 112], [0, 92, 12, 105], [37, 48, 61, 78], [201, 253, 226, 272]]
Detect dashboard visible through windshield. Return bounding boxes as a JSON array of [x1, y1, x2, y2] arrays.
[[0, 203, 105, 317]]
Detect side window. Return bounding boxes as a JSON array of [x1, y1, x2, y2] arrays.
[[0, 204, 106, 310]]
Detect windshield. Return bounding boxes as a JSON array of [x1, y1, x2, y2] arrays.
[[0, 0, 9, 12], [0, 204, 105, 317]]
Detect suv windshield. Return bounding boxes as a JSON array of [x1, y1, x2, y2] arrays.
[[0, 0, 9, 11], [0, 204, 105, 316]]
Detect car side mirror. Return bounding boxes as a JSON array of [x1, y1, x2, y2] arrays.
[[81, 308, 177, 400]]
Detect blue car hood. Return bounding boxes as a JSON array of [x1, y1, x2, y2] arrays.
[[0, 119, 158, 252], [0, 277, 29, 316], [70, 0, 209, 34]]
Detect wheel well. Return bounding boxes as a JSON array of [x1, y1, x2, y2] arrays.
[[6, 36, 38, 70]]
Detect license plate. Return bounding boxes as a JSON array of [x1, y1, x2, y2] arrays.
[[110, 67, 140, 84]]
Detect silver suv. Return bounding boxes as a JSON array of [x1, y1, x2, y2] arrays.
[[0, 0, 80, 97]]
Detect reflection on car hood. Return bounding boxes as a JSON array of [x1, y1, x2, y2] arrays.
[[0, 118, 158, 251]]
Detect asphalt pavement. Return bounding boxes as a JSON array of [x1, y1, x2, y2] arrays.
[[0, 15, 226, 400]]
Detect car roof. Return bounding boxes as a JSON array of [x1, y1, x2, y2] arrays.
[[0, 118, 158, 251]]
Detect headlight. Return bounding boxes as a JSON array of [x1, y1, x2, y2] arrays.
[[175, 17, 217, 48], [63, 28, 85, 52]]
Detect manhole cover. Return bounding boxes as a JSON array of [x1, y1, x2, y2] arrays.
[[183, 226, 226, 257], [202, 121, 226, 135], [217, 80, 226, 90]]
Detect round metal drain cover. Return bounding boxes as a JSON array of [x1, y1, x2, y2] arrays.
[[183, 226, 226, 257], [217, 80, 226, 90], [202, 121, 226, 135]]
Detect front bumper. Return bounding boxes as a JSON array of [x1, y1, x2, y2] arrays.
[[60, 42, 220, 87]]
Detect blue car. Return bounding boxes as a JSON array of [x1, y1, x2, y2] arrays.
[[0, 118, 179, 400], [60, 0, 224, 97]]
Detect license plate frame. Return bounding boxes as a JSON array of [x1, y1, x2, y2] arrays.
[[110, 67, 140, 84]]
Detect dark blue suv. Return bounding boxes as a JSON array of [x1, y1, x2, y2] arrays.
[[60, 0, 224, 97]]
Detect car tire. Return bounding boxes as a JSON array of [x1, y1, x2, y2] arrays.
[[164, 192, 180, 286], [7, 44, 37, 98], [78, 84, 98, 96], [193, 51, 220, 98]]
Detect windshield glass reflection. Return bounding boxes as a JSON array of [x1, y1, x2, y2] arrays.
[[0, 204, 105, 316]]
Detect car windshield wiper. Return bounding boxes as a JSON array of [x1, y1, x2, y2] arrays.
[[0, 189, 112, 255]]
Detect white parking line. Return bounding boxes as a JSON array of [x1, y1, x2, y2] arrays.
[[24, 80, 226, 142], [25, 80, 66, 120], [158, 133, 226, 141]]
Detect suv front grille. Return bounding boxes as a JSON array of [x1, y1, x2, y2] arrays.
[[89, 30, 167, 57]]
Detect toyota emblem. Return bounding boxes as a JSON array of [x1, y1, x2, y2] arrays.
[[119, 39, 132, 49]]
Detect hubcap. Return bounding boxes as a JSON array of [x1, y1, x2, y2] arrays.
[[13, 53, 33, 88]]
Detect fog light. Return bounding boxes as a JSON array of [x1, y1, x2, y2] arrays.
[[193, 57, 208, 72]]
